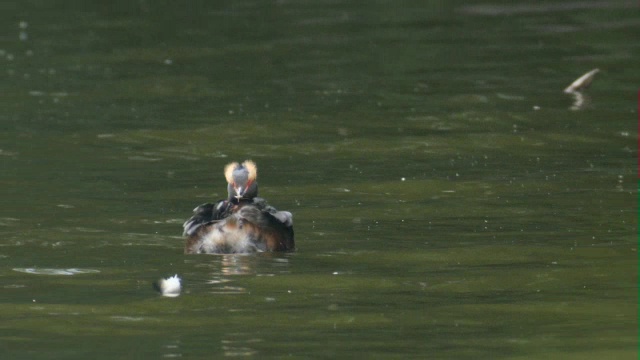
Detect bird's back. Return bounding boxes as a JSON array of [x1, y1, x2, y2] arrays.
[[184, 200, 294, 254]]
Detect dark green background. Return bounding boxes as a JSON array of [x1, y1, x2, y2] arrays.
[[1, 1, 637, 358]]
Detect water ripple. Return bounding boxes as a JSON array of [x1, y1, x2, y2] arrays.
[[13, 268, 100, 276]]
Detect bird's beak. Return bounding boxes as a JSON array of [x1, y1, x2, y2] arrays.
[[232, 180, 253, 200]]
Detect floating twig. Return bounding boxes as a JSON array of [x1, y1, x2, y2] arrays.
[[564, 68, 600, 93]]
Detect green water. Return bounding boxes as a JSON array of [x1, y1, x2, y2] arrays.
[[1, 1, 637, 359]]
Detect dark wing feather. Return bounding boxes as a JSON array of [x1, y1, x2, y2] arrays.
[[183, 201, 232, 236], [263, 210, 295, 250]]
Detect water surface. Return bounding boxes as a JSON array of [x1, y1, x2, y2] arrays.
[[1, 1, 637, 359]]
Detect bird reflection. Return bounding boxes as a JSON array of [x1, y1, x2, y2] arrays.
[[186, 254, 291, 294], [220, 254, 254, 276]]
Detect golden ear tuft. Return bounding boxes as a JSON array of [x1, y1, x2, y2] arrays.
[[242, 160, 257, 181], [224, 162, 239, 184]]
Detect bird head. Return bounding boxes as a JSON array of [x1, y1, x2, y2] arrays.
[[224, 160, 258, 201]]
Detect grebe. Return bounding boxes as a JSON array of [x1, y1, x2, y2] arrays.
[[183, 160, 294, 254]]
